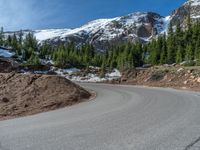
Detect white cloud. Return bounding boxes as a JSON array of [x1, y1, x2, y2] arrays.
[[0, 0, 36, 30], [0, 0, 59, 31]]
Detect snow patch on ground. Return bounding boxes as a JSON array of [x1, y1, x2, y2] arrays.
[[54, 68, 81, 76], [40, 59, 54, 65], [106, 69, 121, 78], [54, 67, 121, 82], [0, 49, 15, 58]]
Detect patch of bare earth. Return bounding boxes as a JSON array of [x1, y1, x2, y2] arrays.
[[106, 66, 200, 92], [0, 73, 92, 121]]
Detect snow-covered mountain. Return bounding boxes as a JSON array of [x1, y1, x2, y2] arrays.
[[5, 0, 200, 51], [4, 12, 170, 51], [33, 12, 169, 50]]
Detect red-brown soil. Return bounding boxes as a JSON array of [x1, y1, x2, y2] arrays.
[[108, 66, 200, 92], [0, 73, 92, 120]]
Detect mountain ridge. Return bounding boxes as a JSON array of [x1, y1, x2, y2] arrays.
[[33, 12, 169, 51], [4, 0, 200, 51]]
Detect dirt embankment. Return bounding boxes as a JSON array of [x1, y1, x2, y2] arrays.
[[0, 58, 19, 73], [110, 66, 200, 91], [0, 73, 92, 120]]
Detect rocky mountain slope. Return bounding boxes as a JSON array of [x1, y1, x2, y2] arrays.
[[170, 0, 200, 27], [5, 12, 170, 51], [4, 0, 200, 51], [33, 12, 169, 51]]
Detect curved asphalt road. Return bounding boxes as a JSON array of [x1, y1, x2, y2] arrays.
[[0, 83, 200, 150]]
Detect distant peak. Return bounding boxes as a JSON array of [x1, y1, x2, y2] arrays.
[[185, 0, 200, 6]]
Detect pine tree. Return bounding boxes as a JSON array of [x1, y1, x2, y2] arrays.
[[39, 42, 51, 59], [100, 58, 106, 78], [23, 33, 38, 52], [11, 34, 20, 55], [160, 34, 167, 64], [195, 37, 200, 60], [6, 35, 12, 46], [167, 35, 176, 64], [176, 46, 182, 64], [197, 51, 200, 66], [27, 53, 41, 66], [0, 27, 4, 46], [185, 44, 193, 62], [186, 13, 192, 30]]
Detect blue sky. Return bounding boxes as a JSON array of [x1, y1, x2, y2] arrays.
[[0, 0, 186, 31]]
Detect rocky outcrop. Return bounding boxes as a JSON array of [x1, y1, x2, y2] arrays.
[[171, 0, 200, 27]]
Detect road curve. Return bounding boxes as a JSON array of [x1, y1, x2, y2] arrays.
[[0, 83, 200, 150]]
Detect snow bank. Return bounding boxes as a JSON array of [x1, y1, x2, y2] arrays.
[[106, 69, 121, 78], [55, 68, 80, 76], [70, 69, 121, 82], [62, 68, 81, 75], [0, 49, 15, 58], [54, 67, 121, 82]]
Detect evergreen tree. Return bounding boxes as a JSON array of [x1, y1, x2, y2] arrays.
[[197, 51, 200, 66], [160, 34, 167, 64], [6, 35, 12, 46], [176, 46, 182, 64], [100, 58, 106, 78], [186, 13, 192, 30], [167, 34, 176, 64], [27, 53, 41, 66], [0, 27, 4, 46], [11, 34, 20, 54], [185, 44, 193, 62]]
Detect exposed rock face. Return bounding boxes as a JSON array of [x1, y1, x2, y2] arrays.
[[170, 0, 200, 27]]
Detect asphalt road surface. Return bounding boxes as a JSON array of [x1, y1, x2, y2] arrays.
[[0, 83, 200, 150]]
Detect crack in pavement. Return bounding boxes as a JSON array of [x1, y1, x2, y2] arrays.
[[184, 136, 200, 150]]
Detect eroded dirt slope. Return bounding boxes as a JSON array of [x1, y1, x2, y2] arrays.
[[120, 66, 200, 91], [0, 73, 91, 120]]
